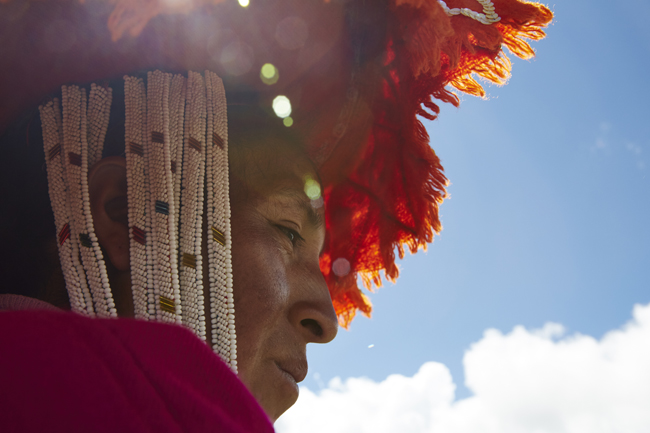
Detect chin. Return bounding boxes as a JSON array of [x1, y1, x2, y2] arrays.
[[260, 395, 296, 423], [253, 364, 300, 422]]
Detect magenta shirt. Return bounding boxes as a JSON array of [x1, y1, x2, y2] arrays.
[[0, 308, 274, 433]]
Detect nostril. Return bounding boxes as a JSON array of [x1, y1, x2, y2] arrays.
[[300, 318, 323, 338]]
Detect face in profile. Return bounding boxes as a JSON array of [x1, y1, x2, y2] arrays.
[[87, 105, 338, 421], [228, 126, 338, 420]]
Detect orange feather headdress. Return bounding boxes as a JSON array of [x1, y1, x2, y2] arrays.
[[321, 0, 553, 326]]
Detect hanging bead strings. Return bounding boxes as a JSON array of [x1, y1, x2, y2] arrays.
[[205, 70, 237, 371], [76, 85, 116, 317], [41, 70, 235, 368], [63, 85, 115, 317], [87, 84, 113, 168], [169, 74, 187, 251], [124, 76, 152, 320], [146, 71, 182, 323], [40, 99, 95, 316], [178, 71, 207, 340], [40, 85, 117, 317]]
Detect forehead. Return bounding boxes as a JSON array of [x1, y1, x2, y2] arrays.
[[227, 106, 326, 229], [230, 136, 326, 237], [229, 122, 318, 194], [250, 144, 314, 191]]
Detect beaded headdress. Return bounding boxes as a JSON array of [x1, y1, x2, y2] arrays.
[[1, 0, 553, 329], [39, 71, 237, 370]]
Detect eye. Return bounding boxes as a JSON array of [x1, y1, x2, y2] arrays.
[[276, 225, 304, 246]]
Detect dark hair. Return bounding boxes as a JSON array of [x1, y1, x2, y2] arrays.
[[0, 108, 55, 298]]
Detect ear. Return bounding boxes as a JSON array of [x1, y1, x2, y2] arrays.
[[88, 156, 130, 271]]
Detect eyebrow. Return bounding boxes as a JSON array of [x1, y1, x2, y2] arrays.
[[275, 187, 324, 230]]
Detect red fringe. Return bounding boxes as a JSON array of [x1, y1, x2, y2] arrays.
[[323, 0, 553, 327]]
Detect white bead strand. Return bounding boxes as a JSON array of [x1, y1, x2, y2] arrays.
[[43, 71, 236, 367], [61, 85, 112, 317], [178, 71, 207, 340], [438, 0, 501, 25], [40, 100, 92, 315], [146, 71, 181, 324], [87, 83, 113, 168], [205, 70, 237, 372], [61, 86, 114, 317], [169, 74, 187, 222], [78, 86, 117, 317], [169, 76, 187, 326], [124, 76, 151, 320], [55, 95, 96, 315]]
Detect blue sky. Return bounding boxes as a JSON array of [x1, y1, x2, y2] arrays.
[[291, 0, 650, 412]]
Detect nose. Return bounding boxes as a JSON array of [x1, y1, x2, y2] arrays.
[[289, 270, 338, 344]]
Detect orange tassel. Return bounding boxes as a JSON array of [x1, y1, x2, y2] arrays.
[[322, 0, 552, 327]]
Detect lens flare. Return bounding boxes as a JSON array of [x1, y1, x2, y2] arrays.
[[332, 257, 351, 277], [260, 63, 279, 85], [283, 117, 293, 127], [303, 176, 321, 201], [272, 95, 291, 118]]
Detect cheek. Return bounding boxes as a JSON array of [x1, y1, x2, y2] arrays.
[[230, 216, 291, 361]]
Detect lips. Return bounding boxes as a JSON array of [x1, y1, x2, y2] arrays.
[[276, 358, 308, 384]]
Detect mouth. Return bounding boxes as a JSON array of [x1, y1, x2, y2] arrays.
[[276, 358, 308, 385]]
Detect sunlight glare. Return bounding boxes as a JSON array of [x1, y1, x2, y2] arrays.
[[260, 63, 279, 85], [304, 176, 321, 200], [272, 95, 292, 118]]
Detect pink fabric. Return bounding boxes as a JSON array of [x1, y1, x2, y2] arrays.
[[0, 310, 274, 433]]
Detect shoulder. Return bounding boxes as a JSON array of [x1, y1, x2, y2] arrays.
[[0, 310, 274, 433]]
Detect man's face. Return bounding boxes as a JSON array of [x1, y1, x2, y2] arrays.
[[229, 136, 338, 421], [89, 107, 338, 421]]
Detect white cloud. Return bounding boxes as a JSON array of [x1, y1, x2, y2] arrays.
[[276, 303, 650, 433]]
